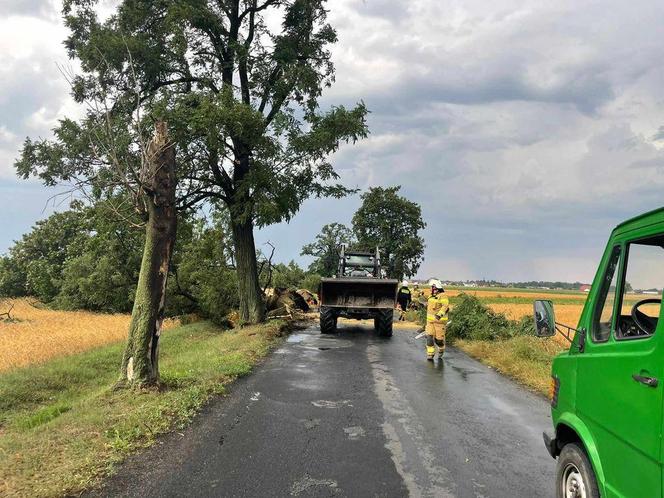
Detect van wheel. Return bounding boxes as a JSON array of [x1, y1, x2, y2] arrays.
[[556, 443, 600, 498], [374, 309, 393, 338], [320, 307, 337, 334]]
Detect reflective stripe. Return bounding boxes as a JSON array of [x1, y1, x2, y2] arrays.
[[427, 315, 449, 322]]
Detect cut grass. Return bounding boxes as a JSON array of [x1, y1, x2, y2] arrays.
[[0, 320, 287, 498], [455, 336, 566, 396]]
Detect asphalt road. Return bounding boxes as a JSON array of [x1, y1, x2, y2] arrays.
[[89, 321, 555, 498]]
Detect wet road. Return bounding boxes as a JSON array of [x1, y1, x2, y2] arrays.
[[90, 321, 555, 497]]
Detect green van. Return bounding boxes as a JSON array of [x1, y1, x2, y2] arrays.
[[535, 207, 664, 498]]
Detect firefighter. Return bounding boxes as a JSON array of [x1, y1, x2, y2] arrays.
[[411, 284, 423, 308], [426, 279, 449, 360], [396, 280, 412, 320]]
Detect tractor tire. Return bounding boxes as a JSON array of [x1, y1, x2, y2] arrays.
[[555, 443, 600, 498], [374, 309, 393, 338], [320, 307, 337, 334]]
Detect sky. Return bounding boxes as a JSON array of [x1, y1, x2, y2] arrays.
[[2, 1, 664, 283]]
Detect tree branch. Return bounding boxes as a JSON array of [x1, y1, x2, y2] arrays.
[[239, 0, 281, 23]]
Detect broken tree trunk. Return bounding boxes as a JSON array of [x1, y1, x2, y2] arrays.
[[120, 122, 177, 386]]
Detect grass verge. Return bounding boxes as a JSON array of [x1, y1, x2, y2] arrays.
[[0, 320, 287, 498], [455, 336, 565, 396]]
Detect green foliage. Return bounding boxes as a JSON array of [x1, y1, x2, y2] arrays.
[[352, 186, 426, 279], [169, 213, 239, 325], [18, 0, 370, 324], [269, 261, 307, 289], [447, 293, 527, 341], [403, 307, 427, 326], [0, 202, 145, 313], [301, 222, 354, 277], [0, 208, 89, 301], [516, 315, 536, 336], [54, 203, 144, 313], [52, 0, 371, 224], [300, 273, 322, 294], [0, 256, 27, 297], [0, 204, 241, 321]]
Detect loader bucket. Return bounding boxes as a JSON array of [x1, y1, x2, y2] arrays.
[[319, 278, 399, 310]]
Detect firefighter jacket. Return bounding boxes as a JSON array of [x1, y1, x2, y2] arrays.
[[427, 293, 449, 323]]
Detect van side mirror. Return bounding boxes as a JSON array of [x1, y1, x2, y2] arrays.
[[534, 300, 556, 337]]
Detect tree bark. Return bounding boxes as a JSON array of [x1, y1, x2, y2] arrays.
[[231, 214, 266, 324], [120, 122, 177, 386]]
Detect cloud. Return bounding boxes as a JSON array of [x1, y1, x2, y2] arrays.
[[0, 0, 58, 20], [295, 0, 664, 280], [4, 0, 664, 284], [0, 11, 76, 182]]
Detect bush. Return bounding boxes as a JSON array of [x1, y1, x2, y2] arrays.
[[403, 307, 426, 326], [448, 293, 527, 341], [516, 315, 536, 335], [300, 273, 322, 294], [270, 261, 306, 289]]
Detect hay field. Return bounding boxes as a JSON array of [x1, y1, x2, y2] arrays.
[[0, 299, 177, 372], [445, 288, 587, 303], [475, 290, 657, 323], [490, 303, 584, 327]]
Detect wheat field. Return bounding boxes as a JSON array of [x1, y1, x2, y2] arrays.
[[489, 303, 584, 326], [0, 299, 177, 372], [445, 288, 587, 302]]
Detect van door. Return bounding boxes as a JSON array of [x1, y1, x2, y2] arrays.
[[576, 237, 664, 498]]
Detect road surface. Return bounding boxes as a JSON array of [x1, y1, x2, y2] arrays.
[[89, 321, 555, 498]]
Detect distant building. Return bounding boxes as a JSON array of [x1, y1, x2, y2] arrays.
[[580, 284, 591, 292]]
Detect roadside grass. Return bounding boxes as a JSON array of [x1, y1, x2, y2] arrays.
[[455, 336, 565, 396], [0, 320, 286, 498]]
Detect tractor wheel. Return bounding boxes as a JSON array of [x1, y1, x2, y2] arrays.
[[320, 307, 337, 334], [375, 309, 393, 338]]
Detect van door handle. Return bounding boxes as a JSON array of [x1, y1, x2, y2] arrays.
[[632, 374, 659, 387]]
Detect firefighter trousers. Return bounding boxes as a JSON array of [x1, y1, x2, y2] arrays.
[[425, 321, 446, 358]]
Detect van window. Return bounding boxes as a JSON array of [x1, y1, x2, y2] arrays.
[[615, 236, 664, 339], [592, 246, 621, 342]]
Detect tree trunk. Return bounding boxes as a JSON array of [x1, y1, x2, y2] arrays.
[[120, 122, 177, 386], [231, 215, 265, 324]]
